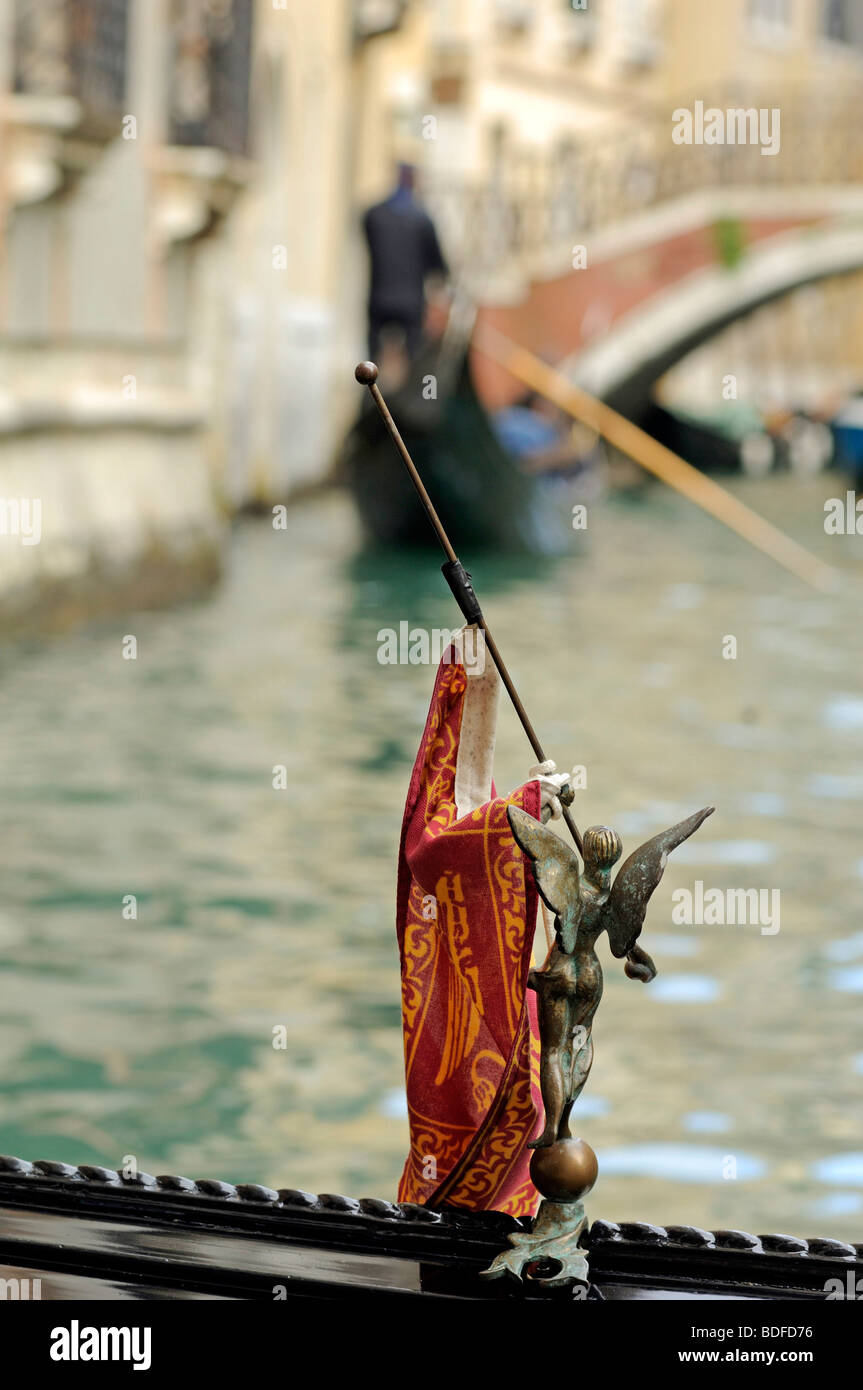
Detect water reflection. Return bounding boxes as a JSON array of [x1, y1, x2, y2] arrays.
[[737, 792, 787, 816], [813, 1154, 863, 1186], [601, 1144, 766, 1183], [821, 696, 863, 731], [810, 1193, 863, 1218], [648, 975, 722, 1004], [829, 967, 863, 994], [682, 1112, 731, 1134], [646, 934, 700, 958], [825, 934, 863, 962], [808, 773, 863, 799], [672, 840, 778, 866]]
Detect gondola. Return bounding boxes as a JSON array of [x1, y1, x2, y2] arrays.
[[641, 400, 778, 476], [342, 335, 592, 556], [4, 370, 850, 1310], [644, 398, 837, 477], [0, 1155, 858, 1301]]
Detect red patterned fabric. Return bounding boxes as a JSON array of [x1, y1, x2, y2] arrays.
[[395, 649, 542, 1217]]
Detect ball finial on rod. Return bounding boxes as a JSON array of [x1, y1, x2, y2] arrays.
[[529, 1137, 598, 1204], [355, 361, 379, 386]]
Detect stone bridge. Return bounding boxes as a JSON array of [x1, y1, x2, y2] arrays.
[[426, 95, 863, 419], [469, 189, 863, 418]]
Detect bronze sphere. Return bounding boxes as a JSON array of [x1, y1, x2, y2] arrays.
[[529, 1137, 598, 1203]]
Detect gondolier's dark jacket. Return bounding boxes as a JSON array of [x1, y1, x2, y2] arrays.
[[362, 192, 448, 317]]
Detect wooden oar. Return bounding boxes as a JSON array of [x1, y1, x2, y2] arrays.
[[473, 324, 839, 593]]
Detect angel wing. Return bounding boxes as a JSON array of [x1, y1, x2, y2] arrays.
[[601, 806, 714, 960], [507, 805, 581, 951]]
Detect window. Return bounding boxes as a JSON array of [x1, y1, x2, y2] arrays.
[[819, 0, 863, 47], [13, 0, 130, 138], [617, 0, 662, 68], [168, 0, 253, 157], [747, 0, 792, 41], [563, 0, 597, 51], [821, 0, 848, 42]]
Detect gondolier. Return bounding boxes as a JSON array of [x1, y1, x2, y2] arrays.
[[362, 163, 448, 362]]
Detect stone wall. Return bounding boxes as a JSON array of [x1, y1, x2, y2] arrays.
[[0, 414, 224, 635]]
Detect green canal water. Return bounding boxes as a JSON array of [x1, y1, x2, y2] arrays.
[[0, 475, 861, 1240]]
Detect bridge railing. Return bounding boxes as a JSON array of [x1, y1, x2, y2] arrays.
[[424, 90, 863, 285]]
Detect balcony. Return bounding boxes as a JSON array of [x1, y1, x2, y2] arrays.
[[5, 0, 130, 206], [12, 0, 130, 139], [167, 0, 254, 159]]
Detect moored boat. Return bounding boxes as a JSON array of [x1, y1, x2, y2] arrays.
[[832, 396, 863, 489]]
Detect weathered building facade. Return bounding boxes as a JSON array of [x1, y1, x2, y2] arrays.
[[0, 0, 388, 630], [2, 0, 862, 630]]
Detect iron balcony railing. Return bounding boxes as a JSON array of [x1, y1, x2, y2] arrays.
[[167, 0, 254, 158], [13, 0, 130, 138], [11, 0, 255, 157]]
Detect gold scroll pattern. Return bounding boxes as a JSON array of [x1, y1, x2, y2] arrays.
[[397, 657, 542, 1217]]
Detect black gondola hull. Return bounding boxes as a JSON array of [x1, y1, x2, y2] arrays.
[[343, 354, 588, 556], [0, 1156, 857, 1301]]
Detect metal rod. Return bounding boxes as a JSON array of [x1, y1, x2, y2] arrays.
[[355, 361, 584, 859]]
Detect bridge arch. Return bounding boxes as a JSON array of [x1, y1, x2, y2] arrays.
[[566, 220, 863, 419]]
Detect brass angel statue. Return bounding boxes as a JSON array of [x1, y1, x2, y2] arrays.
[[508, 804, 714, 1150]]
